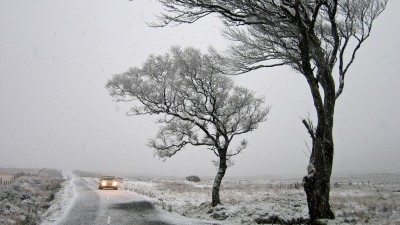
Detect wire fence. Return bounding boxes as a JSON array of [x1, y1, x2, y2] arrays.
[[0, 172, 35, 186], [267, 180, 375, 190]]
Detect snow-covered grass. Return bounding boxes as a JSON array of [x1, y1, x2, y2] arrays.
[[0, 168, 64, 225], [120, 175, 400, 225], [120, 177, 309, 224], [330, 184, 400, 224], [41, 170, 75, 225], [4, 169, 397, 224]]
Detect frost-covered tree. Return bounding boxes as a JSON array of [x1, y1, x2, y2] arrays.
[[153, 0, 388, 222], [106, 47, 269, 206]]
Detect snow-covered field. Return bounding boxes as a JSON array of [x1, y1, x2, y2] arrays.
[[120, 174, 400, 225], [0, 168, 66, 225], [2, 169, 399, 225]]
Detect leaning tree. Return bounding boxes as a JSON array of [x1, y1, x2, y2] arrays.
[[153, 0, 388, 222], [106, 47, 269, 206]]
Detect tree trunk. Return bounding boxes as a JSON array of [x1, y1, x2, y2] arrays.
[[302, 62, 336, 223], [303, 167, 335, 223], [211, 151, 227, 207], [303, 95, 336, 223]]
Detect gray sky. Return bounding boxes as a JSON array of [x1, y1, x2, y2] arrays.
[[1, 0, 399, 177]]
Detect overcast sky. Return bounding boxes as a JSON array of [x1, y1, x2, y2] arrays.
[[1, 0, 399, 177]]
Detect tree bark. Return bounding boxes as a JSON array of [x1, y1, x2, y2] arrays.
[[303, 146, 335, 223], [211, 151, 227, 207], [303, 75, 336, 223]]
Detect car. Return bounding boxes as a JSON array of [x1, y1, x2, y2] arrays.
[[98, 176, 118, 190]]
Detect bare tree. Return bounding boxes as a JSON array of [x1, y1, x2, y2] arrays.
[[153, 0, 388, 222], [106, 47, 269, 206]]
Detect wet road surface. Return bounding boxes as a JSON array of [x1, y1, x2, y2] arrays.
[[58, 177, 220, 225]]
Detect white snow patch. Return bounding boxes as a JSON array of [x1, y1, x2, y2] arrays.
[[40, 170, 76, 225], [61, 170, 74, 180], [120, 176, 400, 224], [120, 177, 309, 224]]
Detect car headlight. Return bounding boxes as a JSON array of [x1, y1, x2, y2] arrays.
[[101, 181, 107, 186], [112, 182, 118, 186]]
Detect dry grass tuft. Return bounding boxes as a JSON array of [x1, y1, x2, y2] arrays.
[[0, 169, 63, 225], [331, 185, 400, 224], [156, 180, 209, 193]]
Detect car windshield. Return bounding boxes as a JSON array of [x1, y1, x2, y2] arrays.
[[101, 176, 115, 180]]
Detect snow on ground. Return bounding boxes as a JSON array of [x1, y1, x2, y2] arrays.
[[40, 170, 76, 225], [120, 175, 400, 225], [330, 183, 400, 225], [0, 168, 64, 225], [120, 177, 309, 224], [4, 169, 397, 225]]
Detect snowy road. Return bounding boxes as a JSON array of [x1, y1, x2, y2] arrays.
[[57, 177, 220, 225]]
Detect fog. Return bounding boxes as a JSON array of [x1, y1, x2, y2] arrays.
[[1, 0, 399, 177]]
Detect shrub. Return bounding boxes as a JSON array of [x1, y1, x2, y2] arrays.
[[333, 182, 340, 188], [186, 175, 201, 182]]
